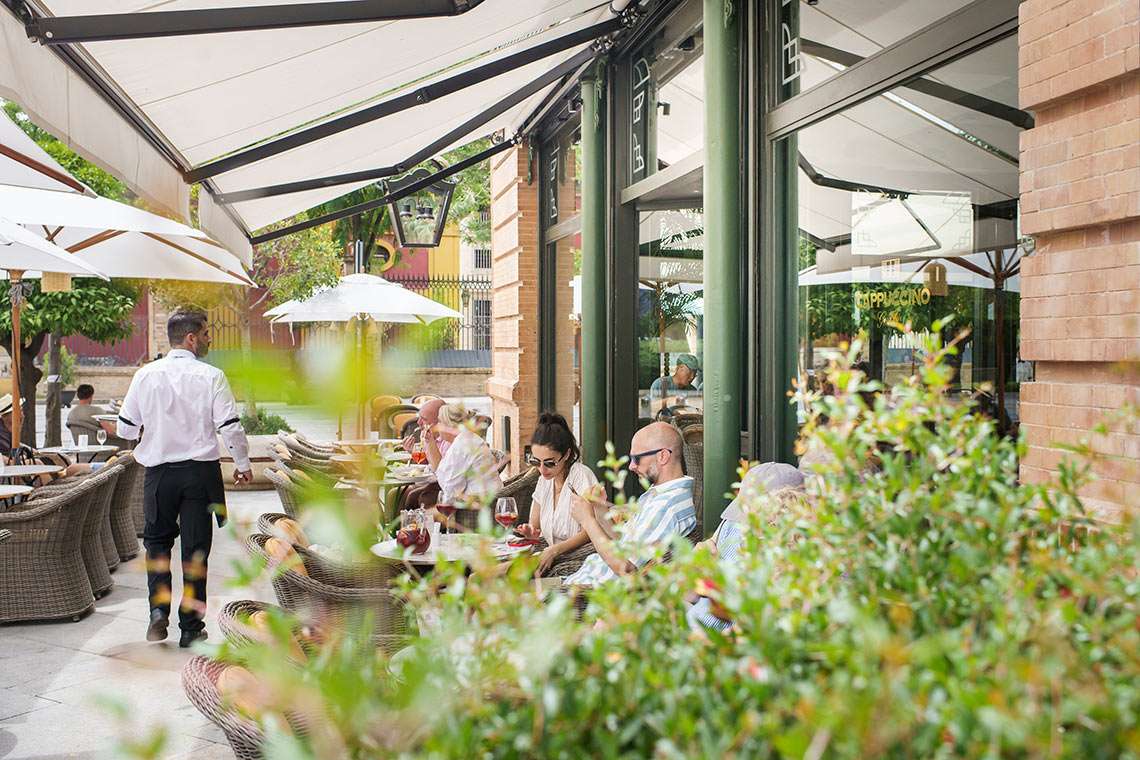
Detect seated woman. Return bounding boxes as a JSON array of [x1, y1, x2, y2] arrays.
[[514, 412, 598, 577], [423, 403, 502, 521], [687, 463, 805, 632]]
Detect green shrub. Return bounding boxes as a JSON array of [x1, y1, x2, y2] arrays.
[[142, 327, 1138, 759], [240, 408, 294, 436]]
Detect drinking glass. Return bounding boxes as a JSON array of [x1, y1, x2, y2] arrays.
[[494, 497, 518, 535], [96, 429, 107, 446]]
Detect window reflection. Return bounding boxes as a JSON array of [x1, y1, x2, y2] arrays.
[[787, 38, 1027, 435]]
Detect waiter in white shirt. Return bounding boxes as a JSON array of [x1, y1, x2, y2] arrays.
[[117, 310, 252, 647]]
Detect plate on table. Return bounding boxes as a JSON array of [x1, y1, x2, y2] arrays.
[[384, 451, 411, 463], [388, 464, 433, 482]]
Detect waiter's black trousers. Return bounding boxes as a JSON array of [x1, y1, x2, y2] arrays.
[[143, 460, 225, 632]]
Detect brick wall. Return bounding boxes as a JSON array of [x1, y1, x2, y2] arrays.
[[488, 144, 541, 474], [1018, 0, 1140, 520]]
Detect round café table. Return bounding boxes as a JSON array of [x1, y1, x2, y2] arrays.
[[0, 485, 33, 508], [38, 444, 119, 463], [0, 465, 63, 485], [371, 533, 533, 566]]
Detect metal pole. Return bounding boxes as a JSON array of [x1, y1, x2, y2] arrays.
[[580, 68, 607, 470], [702, 0, 742, 533], [9, 271, 24, 451]]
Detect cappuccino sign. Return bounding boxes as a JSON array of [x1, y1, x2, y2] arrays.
[[854, 287, 932, 311]]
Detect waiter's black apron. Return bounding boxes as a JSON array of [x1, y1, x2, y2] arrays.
[[142, 459, 226, 632]]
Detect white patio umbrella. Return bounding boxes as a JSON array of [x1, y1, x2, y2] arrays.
[[0, 117, 251, 285], [265, 273, 462, 437], [0, 216, 110, 449]]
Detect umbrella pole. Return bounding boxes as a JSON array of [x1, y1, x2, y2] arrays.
[[9, 270, 23, 451], [356, 314, 366, 440]]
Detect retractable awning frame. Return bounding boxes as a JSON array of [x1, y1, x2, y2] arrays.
[[20, 0, 486, 44]]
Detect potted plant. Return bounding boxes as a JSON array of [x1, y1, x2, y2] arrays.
[[219, 407, 294, 491]]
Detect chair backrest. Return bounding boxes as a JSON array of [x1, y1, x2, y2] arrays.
[[411, 394, 441, 406]]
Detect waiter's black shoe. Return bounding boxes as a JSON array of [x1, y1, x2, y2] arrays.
[[179, 629, 208, 649], [146, 610, 169, 642]]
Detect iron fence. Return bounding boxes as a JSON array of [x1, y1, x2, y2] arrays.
[[384, 273, 493, 351]]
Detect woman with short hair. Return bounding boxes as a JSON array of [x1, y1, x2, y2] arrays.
[[515, 412, 598, 576], [424, 403, 501, 510]]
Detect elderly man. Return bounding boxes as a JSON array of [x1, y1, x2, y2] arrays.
[[118, 310, 251, 647], [563, 422, 696, 587], [650, 353, 700, 412]]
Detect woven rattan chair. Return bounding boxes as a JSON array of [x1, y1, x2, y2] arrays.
[[257, 512, 394, 588], [218, 599, 288, 650], [79, 466, 123, 597], [378, 404, 418, 438], [108, 454, 142, 561], [680, 427, 704, 533], [265, 468, 304, 518], [278, 432, 333, 461], [0, 476, 100, 623], [292, 432, 336, 455], [96, 464, 125, 573], [245, 534, 409, 654], [182, 656, 266, 760]]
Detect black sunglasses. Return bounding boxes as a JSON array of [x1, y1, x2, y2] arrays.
[[526, 451, 567, 468], [629, 447, 671, 464]]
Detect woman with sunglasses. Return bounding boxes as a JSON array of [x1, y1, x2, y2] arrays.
[[515, 412, 598, 576]]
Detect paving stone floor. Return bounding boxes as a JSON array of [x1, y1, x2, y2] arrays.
[[2, 399, 490, 759]]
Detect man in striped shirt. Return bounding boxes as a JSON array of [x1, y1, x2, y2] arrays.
[[564, 422, 696, 588]]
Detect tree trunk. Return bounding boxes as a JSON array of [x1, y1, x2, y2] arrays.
[[44, 331, 62, 447], [19, 332, 46, 447]]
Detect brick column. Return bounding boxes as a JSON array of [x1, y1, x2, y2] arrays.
[[488, 144, 540, 474], [1018, 0, 1139, 521]]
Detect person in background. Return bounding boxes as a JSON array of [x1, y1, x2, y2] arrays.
[[514, 412, 598, 576], [65, 384, 130, 450], [399, 397, 448, 511], [562, 422, 696, 587], [117, 310, 252, 648], [687, 463, 805, 632], [650, 353, 700, 412], [424, 403, 501, 511]]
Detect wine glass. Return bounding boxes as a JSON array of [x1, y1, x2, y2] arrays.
[[96, 429, 107, 446], [494, 497, 518, 536]]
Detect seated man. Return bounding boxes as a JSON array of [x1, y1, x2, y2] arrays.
[[649, 353, 701, 413], [66, 384, 129, 450], [563, 422, 696, 588], [686, 463, 804, 632]]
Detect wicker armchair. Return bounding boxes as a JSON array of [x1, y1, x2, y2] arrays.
[[182, 656, 266, 760], [257, 512, 393, 588], [680, 425, 704, 533], [0, 476, 100, 623], [79, 466, 123, 597], [96, 464, 125, 573], [278, 432, 333, 461], [245, 534, 409, 654], [219, 599, 289, 650], [265, 468, 304, 518], [108, 454, 142, 561], [292, 432, 336, 455]]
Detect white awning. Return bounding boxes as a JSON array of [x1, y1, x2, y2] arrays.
[[0, 184, 209, 237], [3, 1, 621, 238]]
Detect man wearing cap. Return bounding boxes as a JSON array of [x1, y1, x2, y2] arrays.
[[686, 463, 805, 632], [649, 353, 701, 412], [117, 310, 252, 647]]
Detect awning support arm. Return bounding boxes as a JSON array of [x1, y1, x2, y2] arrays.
[[799, 153, 911, 198], [24, 0, 485, 44], [217, 46, 597, 204], [185, 17, 622, 183], [249, 137, 516, 245]]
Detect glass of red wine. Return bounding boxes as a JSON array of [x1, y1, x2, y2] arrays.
[[494, 497, 518, 536], [436, 502, 456, 538]]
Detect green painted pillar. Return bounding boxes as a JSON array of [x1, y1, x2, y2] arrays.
[[580, 67, 607, 470], [702, 0, 742, 534]]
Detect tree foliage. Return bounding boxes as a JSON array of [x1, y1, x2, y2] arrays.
[[442, 137, 493, 246], [0, 279, 138, 342]]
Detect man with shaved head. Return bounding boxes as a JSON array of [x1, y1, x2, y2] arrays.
[[564, 422, 696, 587], [400, 397, 450, 510]]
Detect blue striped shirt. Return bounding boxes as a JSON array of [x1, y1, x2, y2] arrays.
[[686, 519, 745, 632], [564, 476, 697, 587]]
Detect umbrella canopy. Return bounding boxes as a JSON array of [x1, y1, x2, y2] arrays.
[[265, 273, 462, 324], [0, 216, 109, 279]]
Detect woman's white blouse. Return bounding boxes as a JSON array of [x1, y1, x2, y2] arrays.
[[532, 461, 598, 545], [434, 428, 501, 506]]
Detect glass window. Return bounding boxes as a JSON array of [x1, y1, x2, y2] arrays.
[[775, 0, 979, 102], [637, 208, 704, 423], [784, 37, 1026, 434], [552, 234, 582, 436], [629, 8, 704, 183], [543, 130, 581, 229]]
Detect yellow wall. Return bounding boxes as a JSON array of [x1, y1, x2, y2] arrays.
[[428, 221, 461, 279]]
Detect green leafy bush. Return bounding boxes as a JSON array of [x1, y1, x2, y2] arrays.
[[166, 327, 1137, 759], [240, 408, 294, 436]]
